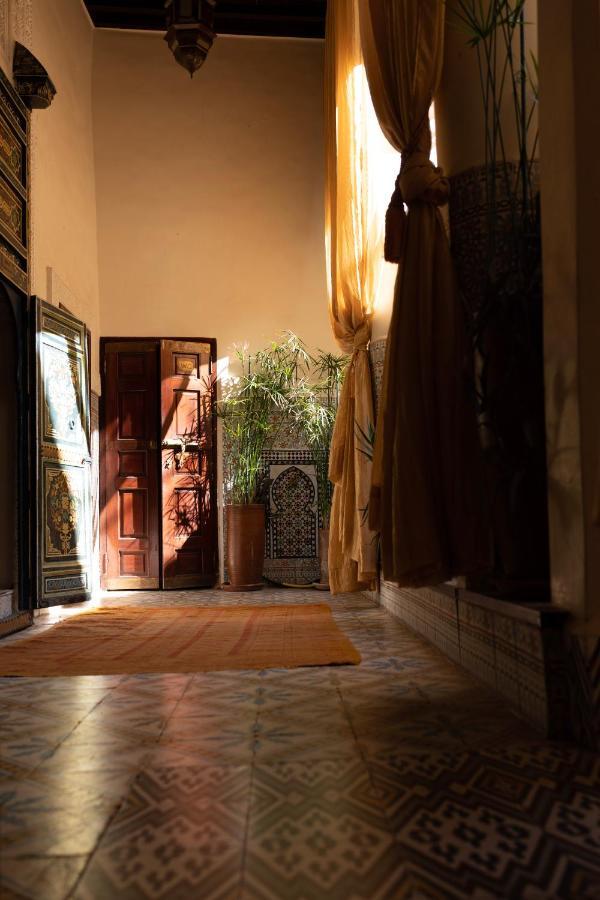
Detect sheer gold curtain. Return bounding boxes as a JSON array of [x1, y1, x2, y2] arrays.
[[359, 0, 490, 585], [325, 0, 385, 593]]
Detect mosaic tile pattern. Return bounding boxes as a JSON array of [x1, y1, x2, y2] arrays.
[[222, 441, 322, 586], [0, 588, 12, 619], [569, 634, 600, 751], [448, 162, 540, 315], [263, 450, 320, 585], [0, 610, 32, 638], [369, 337, 386, 410], [378, 581, 573, 737], [0, 588, 599, 899]]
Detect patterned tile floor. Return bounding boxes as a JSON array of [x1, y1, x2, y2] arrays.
[[1, 588, 599, 899]]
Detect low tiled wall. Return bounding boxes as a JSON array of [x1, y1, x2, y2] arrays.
[[0, 610, 32, 638], [376, 581, 570, 738]]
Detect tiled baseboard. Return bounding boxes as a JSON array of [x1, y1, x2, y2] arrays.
[[375, 581, 571, 739], [567, 633, 600, 750], [0, 589, 13, 619], [0, 610, 33, 639]]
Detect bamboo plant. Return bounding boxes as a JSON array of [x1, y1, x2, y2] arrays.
[[451, 0, 548, 589], [217, 333, 310, 505], [291, 350, 347, 527], [451, 0, 541, 421]]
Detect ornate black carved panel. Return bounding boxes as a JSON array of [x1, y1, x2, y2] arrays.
[[0, 68, 28, 294], [36, 301, 93, 606], [13, 42, 57, 110]]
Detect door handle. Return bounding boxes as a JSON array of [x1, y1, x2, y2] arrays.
[[161, 440, 201, 452]]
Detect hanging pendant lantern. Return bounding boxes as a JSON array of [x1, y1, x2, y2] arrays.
[[164, 0, 216, 77]]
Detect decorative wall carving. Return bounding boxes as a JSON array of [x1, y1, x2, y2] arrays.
[[0, 64, 27, 293], [221, 434, 322, 586], [37, 302, 92, 606], [263, 456, 319, 584], [42, 343, 83, 445], [369, 338, 386, 408], [13, 41, 56, 109], [0, 1, 10, 88], [0, 114, 22, 178], [448, 162, 540, 315], [44, 465, 83, 558]]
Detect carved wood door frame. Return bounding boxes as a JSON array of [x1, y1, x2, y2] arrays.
[[100, 336, 218, 591]]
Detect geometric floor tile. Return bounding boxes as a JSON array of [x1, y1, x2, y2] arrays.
[[0, 854, 88, 900], [73, 766, 251, 900], [243, 759, 400, 900], [0, 777, 118, 858], [1, 587, 599, 900], [367, 744, 600, 899]]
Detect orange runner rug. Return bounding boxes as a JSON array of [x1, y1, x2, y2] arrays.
[[0, 604, 361, 676]]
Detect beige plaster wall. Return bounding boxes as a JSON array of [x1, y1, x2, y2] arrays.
[[93, 32, 333, 364], [27, 0, 101, 391], [538, 0, 600, 627]]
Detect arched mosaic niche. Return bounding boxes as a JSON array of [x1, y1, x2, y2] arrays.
[[263, 452, 320, 585], [221, 438, 323, 586]]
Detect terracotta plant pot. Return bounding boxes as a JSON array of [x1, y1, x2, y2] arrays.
[[314, 526, 330, 590], [224, 503, 265, 591]]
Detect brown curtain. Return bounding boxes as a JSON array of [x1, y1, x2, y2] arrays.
[[325, 0, 384, 593], [359, 0, 490, 586]]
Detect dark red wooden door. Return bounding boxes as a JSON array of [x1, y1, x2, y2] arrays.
[[160, 340, 217, 588], [103, 342, 160, 589]]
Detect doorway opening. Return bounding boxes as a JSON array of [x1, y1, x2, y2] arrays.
[[0, 288, 18, 615], [100, 337, 218, 590], [0, 280, 31, 616]]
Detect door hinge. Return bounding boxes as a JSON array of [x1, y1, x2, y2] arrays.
[[102, 553, 108, 575]]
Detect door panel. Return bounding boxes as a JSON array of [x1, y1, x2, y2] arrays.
[[36, 301, 92, 606], [160, 340, 217, 588], [103, 342, 159, 589]]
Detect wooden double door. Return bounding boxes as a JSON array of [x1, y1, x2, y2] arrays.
[[101, 338, 217, 590]]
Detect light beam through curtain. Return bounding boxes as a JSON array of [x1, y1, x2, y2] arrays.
[[325, 0, 388, 593]]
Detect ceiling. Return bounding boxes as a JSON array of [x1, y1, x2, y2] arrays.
[[83, 1, 327, 39]]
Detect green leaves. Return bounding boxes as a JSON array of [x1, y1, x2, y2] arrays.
[[217, 335, 347, 512], [218, 334, 306, 504], [290, 348, 348, 526], [355, 420, 375, 462], [450, 0, 526, 46]]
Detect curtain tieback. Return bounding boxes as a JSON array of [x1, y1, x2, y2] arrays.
[[384, 150, 450, 264], [352, 320, 371, 353]]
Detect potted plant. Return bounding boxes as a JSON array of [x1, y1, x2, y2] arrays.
[[292, 350, 347, 588], [218, 335, 308, 590], [450, 0, 548, 597]]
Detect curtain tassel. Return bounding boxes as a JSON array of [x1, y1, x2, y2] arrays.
[[384, 177, 406, 263]]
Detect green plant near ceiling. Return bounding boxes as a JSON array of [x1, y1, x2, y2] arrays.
[[452, 0, 539, 238]]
